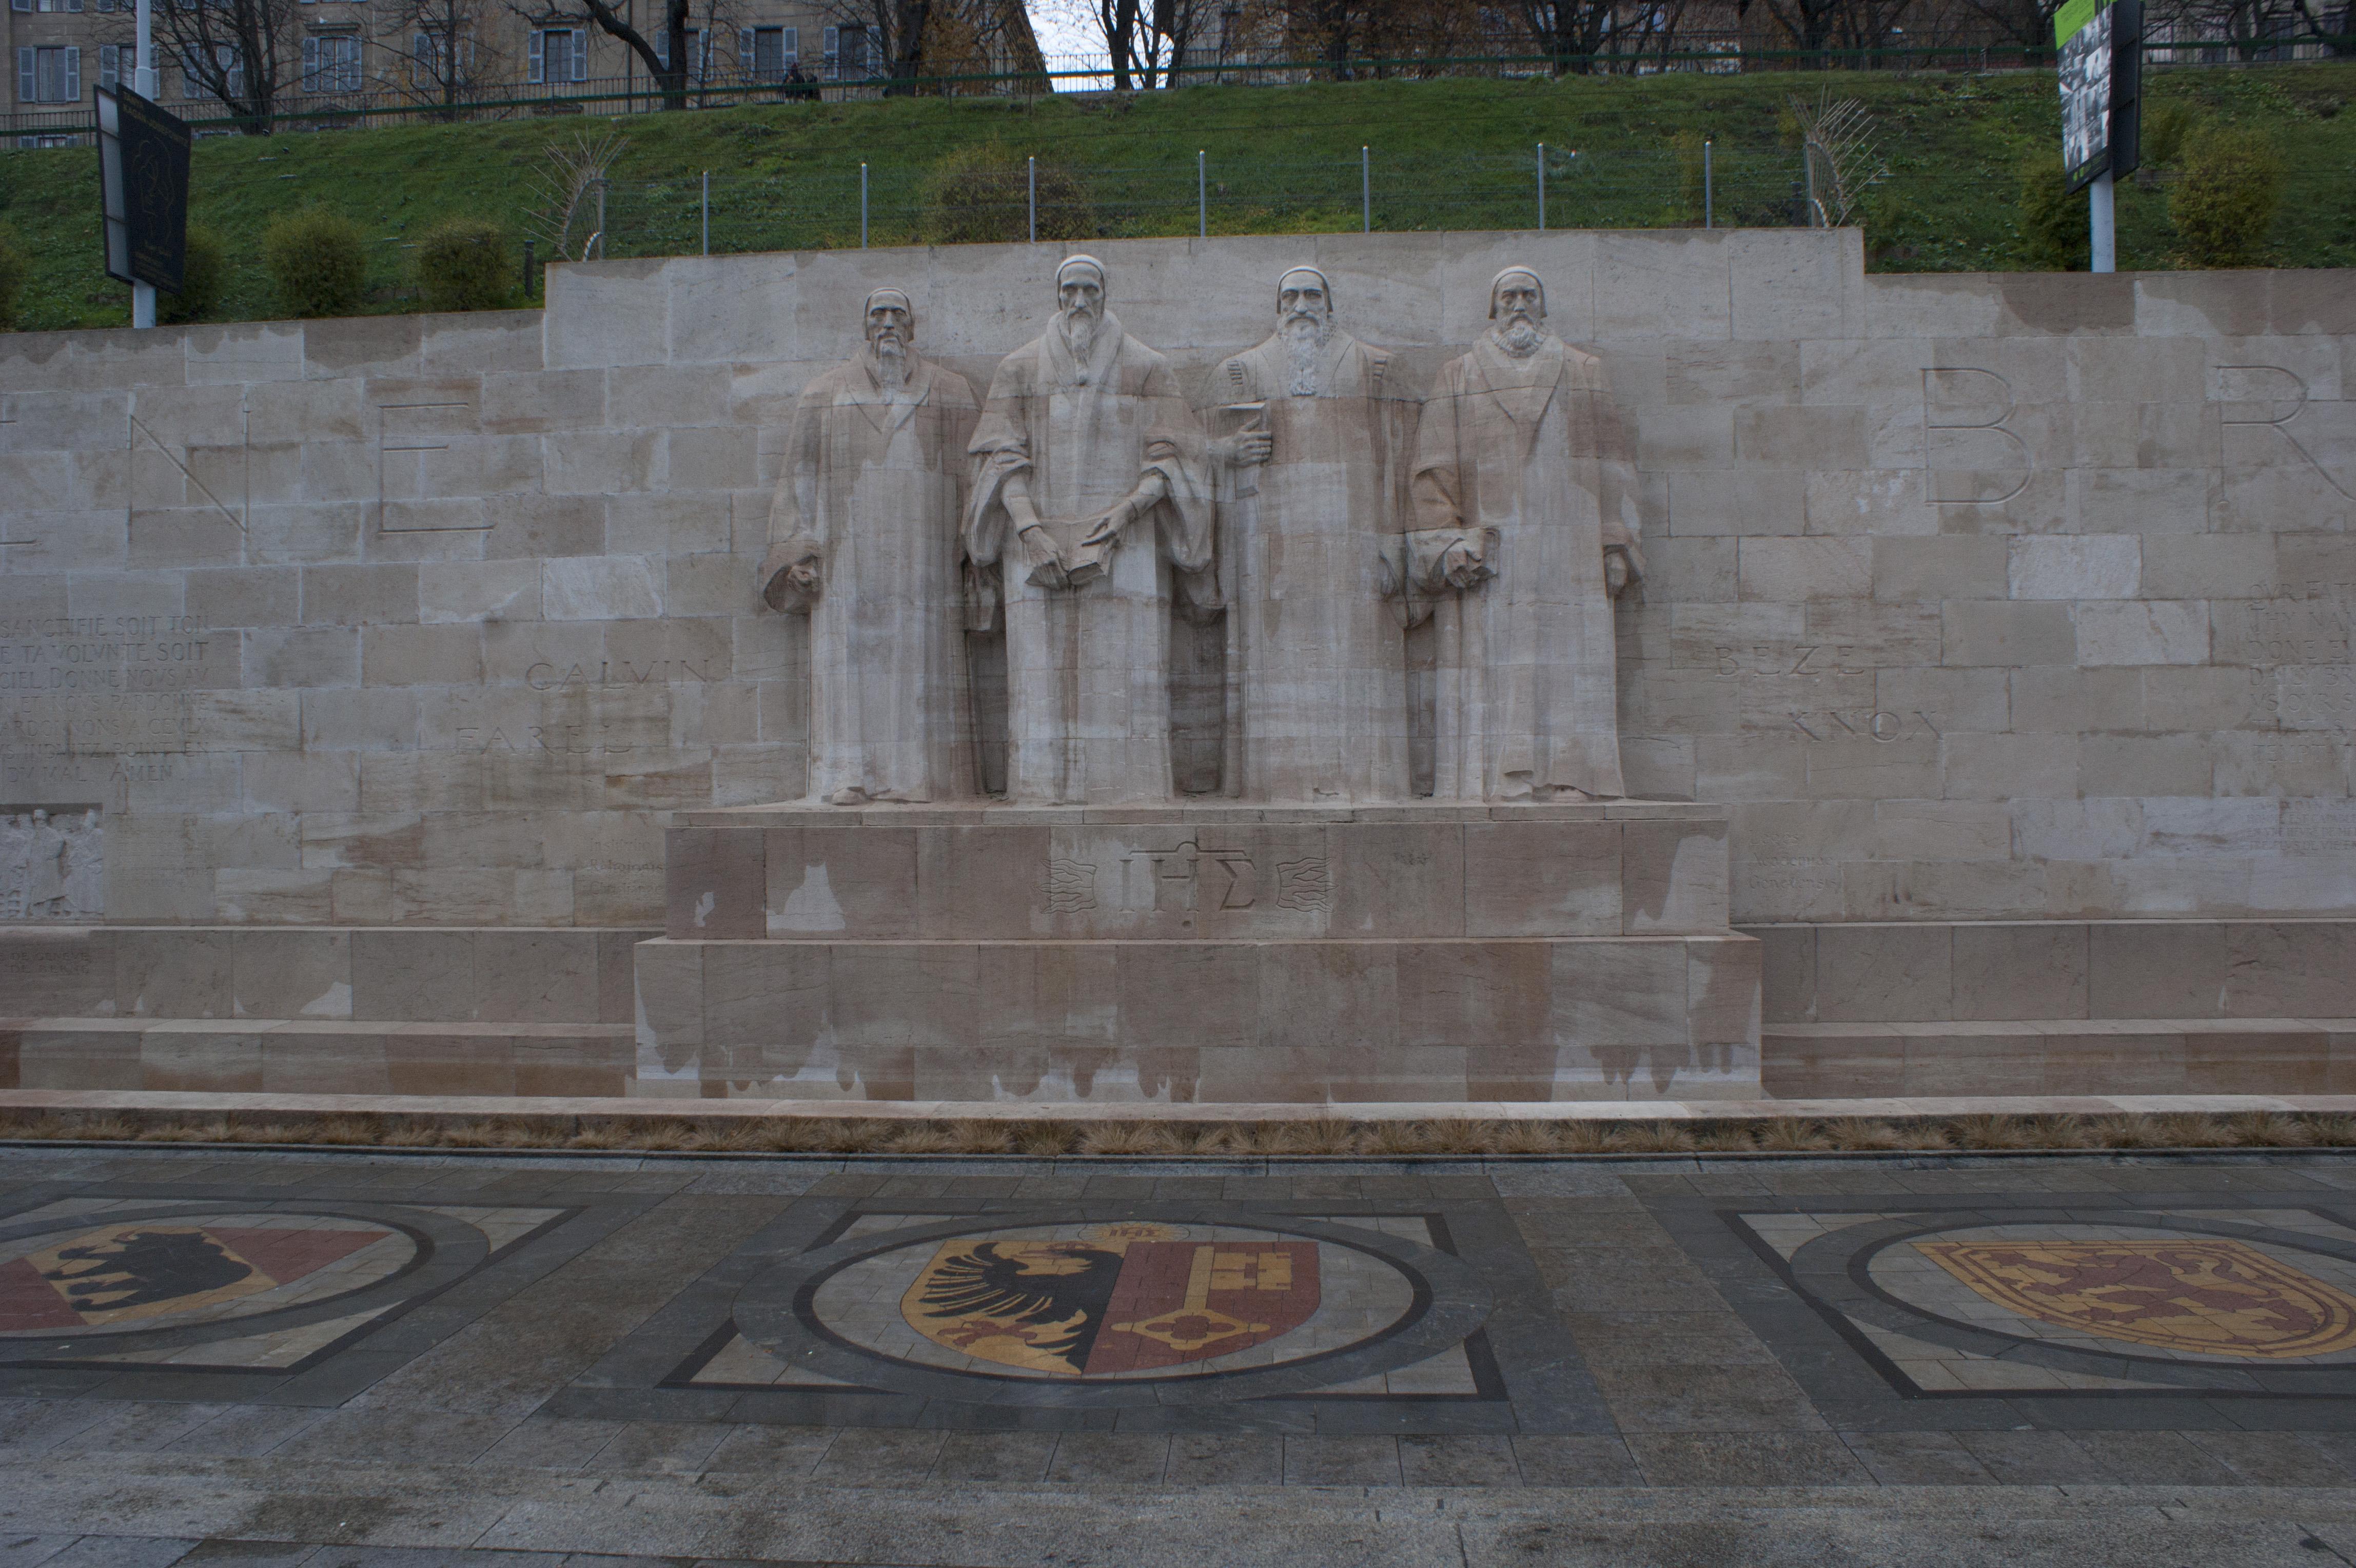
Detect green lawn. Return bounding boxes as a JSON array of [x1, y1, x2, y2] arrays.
[[3, 64, 2351, 331]]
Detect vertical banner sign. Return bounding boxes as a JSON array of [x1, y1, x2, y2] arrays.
[[2056, 0, 2143, 193], [96, 84, 192, 295]]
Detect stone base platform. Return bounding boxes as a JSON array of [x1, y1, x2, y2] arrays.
[[642, 800, 1760, 1104]]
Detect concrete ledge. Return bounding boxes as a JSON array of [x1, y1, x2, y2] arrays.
[[1764, 1016, 2356, 1098], [0, 1017, 635, 1097]]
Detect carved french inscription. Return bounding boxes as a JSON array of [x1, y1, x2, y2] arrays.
[[379, 400, 492, 532], [1713, 645, 1870, 678], [1922, 367, 2031, 505], [1787, 709, 1940, 742], [2214, 365, 2355, 501], [1, 616, 217, 790]]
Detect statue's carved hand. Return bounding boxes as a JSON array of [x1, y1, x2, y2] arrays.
[[1018, 524, 1070, 591], [759, 543, 823, 612], [1603, 545, 1637, 599], [1440, 537, 1495, 592], [1078, 497, 1136, 552], [1211, 430, 1273, 468]]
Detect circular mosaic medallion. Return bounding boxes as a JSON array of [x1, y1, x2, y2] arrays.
[[0, 1204, 486, 1357], [734, 1206, 1493, 1406], [1786, 1209, 2356, 1391]]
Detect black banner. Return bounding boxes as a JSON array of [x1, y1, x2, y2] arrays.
[[97, 84, 192, 295]]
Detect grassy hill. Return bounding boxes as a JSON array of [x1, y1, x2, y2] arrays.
[[2, 63, 2351, 331]]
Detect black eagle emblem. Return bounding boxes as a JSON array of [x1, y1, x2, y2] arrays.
[[912, 1242, 1124, 1374], [45, 1227, 254, 1313]]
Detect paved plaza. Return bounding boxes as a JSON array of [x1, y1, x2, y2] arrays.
[[8, 1144, 2356, 1565]]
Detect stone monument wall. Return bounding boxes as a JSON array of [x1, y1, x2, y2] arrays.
[[1, 230, 2350, 935]]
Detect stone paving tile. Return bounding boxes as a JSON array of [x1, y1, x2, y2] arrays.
[[930, 1431, 1055, 1482], [1624, 1432, 1875, 1486], [161, 1407, 328, 1459], [585, 1421, 733, 1474], [2183, 1430, 2350, 1485], [46, 1403, 230, 1455], [1837, 1429, 1999, 1485], [2071, 1430, 2246, 1485], [701, 1424, 836, 1475], [173, 1545, 323, 1568], [1281, 1435, 1403, 1486], [40, 1545, 203, 1568], [1164, 1433, 1284, 1485], [1398, 1434, 1521, 1486], [1506, 1435, 1642, 1487], [0, 1401, 119, 1453], [1954, 1430, 2118, 1485], [811, 1429, 947, 1484], [479, 1419, 625, 1471], [1045, 1434, 1170, 1483]]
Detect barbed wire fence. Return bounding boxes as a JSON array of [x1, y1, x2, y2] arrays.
[[529, 143, 2349, 266]]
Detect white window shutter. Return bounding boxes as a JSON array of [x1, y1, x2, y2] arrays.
[[8, 0, 27, 14], [781, 26, 796, 62], [652, 28, 666, 68], [823, 24, 837, 77], [737, 26, 751, 70], [527, 29, 542, 82], [66, 0, 82, 13], [302, 35, 318, 85], [63, 45, 78, 100], [15, 48, 32, 99], [569, 29, 585, 81]]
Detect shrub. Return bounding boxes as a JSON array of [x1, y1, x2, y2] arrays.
[[2140, 100, 2199, 167], [924, 144, 1090, 245], [262, 208, 367, 318], [0, 226, 28, 331], [2170, 125, 2283, 269], [159, 225, 226, 324], [414, 215, 514, 311], [2014, 153, 2088, 271]]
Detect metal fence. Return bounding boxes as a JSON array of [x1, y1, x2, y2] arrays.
[[10, 35, 2352, 144]]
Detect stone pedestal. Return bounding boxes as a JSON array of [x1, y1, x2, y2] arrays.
[[636, 801, 1761, 1104]]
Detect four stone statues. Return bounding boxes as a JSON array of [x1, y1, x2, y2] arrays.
[[762, 259, 1644, 806]]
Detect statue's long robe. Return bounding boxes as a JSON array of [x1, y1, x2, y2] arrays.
[[966, 311, 1214, 804], [1409, 335, 1644, 801], [768, 350, 979, 803], [1206, 330, 1419, 801]]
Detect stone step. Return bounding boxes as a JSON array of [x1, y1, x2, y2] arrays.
[[1763, 1017, 2356, 1100], [0, 1017, 635, 1099]]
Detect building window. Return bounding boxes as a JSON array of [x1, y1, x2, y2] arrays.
[[741, 25, 790, 81], [412, 28, 473, 84], [15, 45, 82, 102], [99, 42, 122, 88], [189, 42, 247, 101], [653, 27, 713, 81], [823, 24, 867, 80], [302, 33, 362, 91], [528, 28, 585, 84]]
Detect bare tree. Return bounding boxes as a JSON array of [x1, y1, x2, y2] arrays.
[[144, 0, 300, 132], [1517, 0, 1696, 71], [1037, 0, 1219, 86], [379, 0, 503, 117], [510, 0, 698, 105]]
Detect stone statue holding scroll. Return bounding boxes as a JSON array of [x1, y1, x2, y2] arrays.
[[964, 254, 1217, 804], [1407, 266, 1644, 801], [1206, 266, 1419, 801], [759, 287, 981, 805]]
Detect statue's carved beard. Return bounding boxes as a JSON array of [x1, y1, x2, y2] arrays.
[[872, 334, 909, 386], [1059, 305, 1101, 363], [1498, 315, 1544, 357], [1281, 310, 1330, 395]]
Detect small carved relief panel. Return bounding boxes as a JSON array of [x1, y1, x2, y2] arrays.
[[1, 807, 102, 920]]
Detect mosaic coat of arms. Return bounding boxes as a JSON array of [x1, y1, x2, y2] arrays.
[[1915, 1238, 2356, 1359], [900, 1226, 1320, 1376]]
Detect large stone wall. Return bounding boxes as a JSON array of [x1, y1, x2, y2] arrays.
[[2, 230, 2350, 929]]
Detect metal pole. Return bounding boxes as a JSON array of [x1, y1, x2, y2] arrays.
[[701, 170, 709, 256], [1704, 139, 1714, 229], [2090, 171, 2115, 272], [1537, 142, 1545, 232], [1197, 150, 1207, 239], [1028, 155, 1036, 243], [131, 0, 157, 327], [860, 162, 869, 249], [595, 180, 606, 259], [1361, 146, 1370, 234]]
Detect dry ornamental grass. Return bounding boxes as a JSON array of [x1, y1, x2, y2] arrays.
[[1, 1110, 2351, 1159]]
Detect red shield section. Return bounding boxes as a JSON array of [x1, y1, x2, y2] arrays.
[[1083, 1240, 1320, 1375]]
